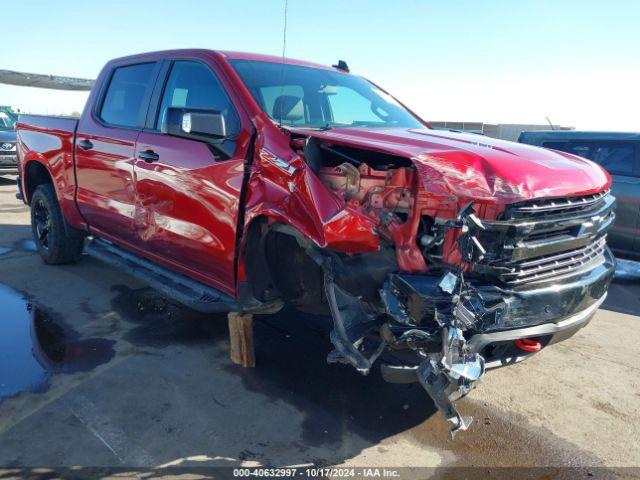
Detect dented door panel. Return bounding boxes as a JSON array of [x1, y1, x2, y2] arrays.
[[133, 132, 249, 295]]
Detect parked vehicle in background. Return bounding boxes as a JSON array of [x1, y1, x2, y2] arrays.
[[519, 131, 640, 260], [0, 107, 18, 176], [15, 50, 615, 435]]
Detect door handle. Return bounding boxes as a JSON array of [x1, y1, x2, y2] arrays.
[[78, 139, 93, 150], [137, 150, 159, 163]]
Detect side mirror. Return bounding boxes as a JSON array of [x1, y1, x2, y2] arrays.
[[161, 107, 227, 140]]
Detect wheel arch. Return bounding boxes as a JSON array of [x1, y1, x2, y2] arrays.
[[239, 215, 325, 310], [23, 159, 54, 204]]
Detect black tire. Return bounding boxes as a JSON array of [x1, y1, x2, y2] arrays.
[[30, 184, 84, 264]]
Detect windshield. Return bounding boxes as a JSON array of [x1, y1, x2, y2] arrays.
[[0, 111, 16, 130], [229, 59, 424, 130]]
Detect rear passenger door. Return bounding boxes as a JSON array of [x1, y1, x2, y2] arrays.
[[75, 61, 160, 247], [564, 141, 639, 257], [133, 57, 252, 294]]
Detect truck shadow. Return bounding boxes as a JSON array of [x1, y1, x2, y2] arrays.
[[107, 286, 602, 471], [109, 285, 437, 456], [238, 308, 437, 449]]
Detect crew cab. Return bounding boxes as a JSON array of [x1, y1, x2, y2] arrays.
[[16, 50, 615, 435]]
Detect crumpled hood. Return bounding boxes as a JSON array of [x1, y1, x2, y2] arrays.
[[300, 127, 611, 203]]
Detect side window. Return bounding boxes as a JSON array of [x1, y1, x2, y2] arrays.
[[569, 142, 636, 176], [156, 61, 240, 134], [99, 63, 156, 128]]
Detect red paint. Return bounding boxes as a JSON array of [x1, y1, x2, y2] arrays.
[[16, 49, 612, 298], [16, 116, 87, 231], [243, 118, 380, 256], [292, 127, 611, 204]]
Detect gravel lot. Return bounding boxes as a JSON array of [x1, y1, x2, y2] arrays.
[[0, 176, 638, 478]]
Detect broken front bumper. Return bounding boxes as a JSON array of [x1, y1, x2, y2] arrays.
[[382, 285, 606, 383], [469, 290, 605, 368], [377, 245, 615, 435], [382, 245, 614, 367]]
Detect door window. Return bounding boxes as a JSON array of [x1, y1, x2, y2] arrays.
[[99, 63, 156, 128], [156, 61, 240, 135]]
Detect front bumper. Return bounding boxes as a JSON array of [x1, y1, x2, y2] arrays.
[[384, 245, 615, 332], [0, 153, 18, 175], [380, 246, 615, 380], [469, 291, 605, 368], [381, 291, 605, 384]]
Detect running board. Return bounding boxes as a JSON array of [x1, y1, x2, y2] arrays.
[[85, 238, 238, 313]]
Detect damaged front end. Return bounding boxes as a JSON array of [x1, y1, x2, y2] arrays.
[[259, 133, 616, 437], [320, 216, 495, 437], [318, 193, 614, 436]]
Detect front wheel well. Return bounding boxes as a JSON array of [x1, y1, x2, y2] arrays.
[[24, 161, 53, 204], [242, 218, 326, 312]]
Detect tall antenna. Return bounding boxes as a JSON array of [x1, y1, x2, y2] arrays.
[[545, 116, 556, 130], [281, 0, 288, 61], [277, 0, 289, 127]]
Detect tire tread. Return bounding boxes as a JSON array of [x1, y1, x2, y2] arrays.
[[30, 184, 84, 264]]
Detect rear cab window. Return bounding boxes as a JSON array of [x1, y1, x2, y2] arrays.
[[98, 63, 156, 128]]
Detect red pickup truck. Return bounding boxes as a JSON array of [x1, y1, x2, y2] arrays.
[[16, 49, 615, 435]]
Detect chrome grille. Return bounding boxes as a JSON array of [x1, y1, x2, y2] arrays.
[[500, 237, 607, 285], [504, 190, 609, 220], [471, 191, 615, 286]]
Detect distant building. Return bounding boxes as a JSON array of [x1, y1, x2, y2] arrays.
[[428, 121, 574, 142]]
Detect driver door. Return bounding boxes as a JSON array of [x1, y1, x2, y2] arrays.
[[133, 57, 251, 294]]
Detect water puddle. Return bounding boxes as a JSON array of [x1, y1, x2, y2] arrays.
[[14, 239, 37, 252], [0, 284, 115, 400]]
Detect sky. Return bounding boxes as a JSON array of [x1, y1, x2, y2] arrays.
[[1, 0, 639, 130]]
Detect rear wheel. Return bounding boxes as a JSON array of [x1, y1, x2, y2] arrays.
[[30, 184, 84, 264]]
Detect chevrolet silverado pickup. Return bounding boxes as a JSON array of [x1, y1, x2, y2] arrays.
[[16, 50, 616, 435]]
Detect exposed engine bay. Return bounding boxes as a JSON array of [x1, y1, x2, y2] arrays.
[[253, 133, 616, 437]]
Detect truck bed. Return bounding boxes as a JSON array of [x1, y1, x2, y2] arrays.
[[16, 114, 81, 227], [17, 114, 79, 135]]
